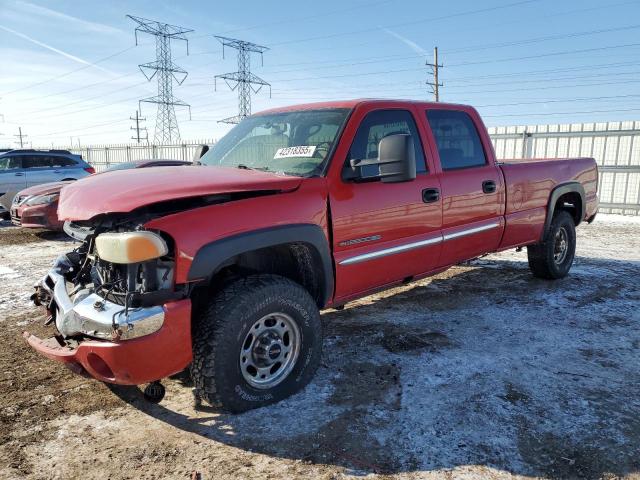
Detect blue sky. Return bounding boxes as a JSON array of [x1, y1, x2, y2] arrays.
[[1, 0, 640, 147]]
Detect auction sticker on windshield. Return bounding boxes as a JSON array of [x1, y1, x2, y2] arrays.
[[274, 146, 316, 159]]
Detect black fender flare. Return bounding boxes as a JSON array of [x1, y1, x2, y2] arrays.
[[187, 224, 334, 307], [542, 182, 585, 241]]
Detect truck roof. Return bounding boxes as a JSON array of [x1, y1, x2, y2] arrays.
[[255, 99, 473, 116]]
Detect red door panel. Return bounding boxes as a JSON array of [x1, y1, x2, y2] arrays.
[[438, 165, 505, 265], [331, 177, 442, 300]]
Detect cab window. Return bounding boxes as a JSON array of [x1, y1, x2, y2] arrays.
[[0, 156, 22, 170], [24, 156, 51, 169], [347, 109, 427, 179], [50, 156, 76, 167], [426, 110, 487, 170]]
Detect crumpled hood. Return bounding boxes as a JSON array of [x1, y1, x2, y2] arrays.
[[18, 181, 72, 199], [58, 165, 303, 221]]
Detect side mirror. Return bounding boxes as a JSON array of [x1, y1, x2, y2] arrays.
[[193, 144, 209, 161], [346, 134, 417, 183]]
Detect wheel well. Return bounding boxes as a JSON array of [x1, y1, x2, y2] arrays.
[[554, 192, 582, 225], [203, 242, 327, 307]]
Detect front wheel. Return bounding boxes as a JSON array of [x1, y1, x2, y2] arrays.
[[527, 210, 576, 279], [191, 274, 322, 413]]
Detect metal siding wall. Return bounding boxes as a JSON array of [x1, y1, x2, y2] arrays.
[[488, 121, 640, 215]]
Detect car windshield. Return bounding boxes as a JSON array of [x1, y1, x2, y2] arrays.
[[199, 108, 350, 176]]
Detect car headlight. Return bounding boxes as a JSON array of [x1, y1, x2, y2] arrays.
[[24, 193, 59, 206], [95, 231, 168, 264]]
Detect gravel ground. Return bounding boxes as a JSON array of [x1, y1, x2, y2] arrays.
[[0, 215, 639, 480]]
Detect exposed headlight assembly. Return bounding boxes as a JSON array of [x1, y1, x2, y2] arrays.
[[95, 231, 168, 264]]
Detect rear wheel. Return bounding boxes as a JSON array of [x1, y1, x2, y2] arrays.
[[527, 210, 576, 279], [190, 274, 322, 413]]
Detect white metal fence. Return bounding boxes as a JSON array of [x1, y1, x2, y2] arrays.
[[489, 121, 640, 215], [39, 120, 640, 215], [50, 139, 216, 172]]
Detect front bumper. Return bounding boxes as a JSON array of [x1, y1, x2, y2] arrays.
[[25, 256, 193, 385], [11, 203, 63, 230], [24, 299, 192, 385]]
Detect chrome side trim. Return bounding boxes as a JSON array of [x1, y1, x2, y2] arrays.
[[442, 221, 501, 241], [339, 220, 501, 266], [339, 235, 443, 265]]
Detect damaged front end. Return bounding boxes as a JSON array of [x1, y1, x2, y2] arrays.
[[33, 219, 184, 341], [25, 215, 193, 385]]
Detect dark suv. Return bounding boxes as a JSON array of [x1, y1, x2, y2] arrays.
[[0, 149, 94, 211]]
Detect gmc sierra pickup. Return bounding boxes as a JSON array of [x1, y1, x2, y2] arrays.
[[25, 100, 598, 412]]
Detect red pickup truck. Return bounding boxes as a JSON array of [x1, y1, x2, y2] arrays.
[[25, 100, 598, 412]]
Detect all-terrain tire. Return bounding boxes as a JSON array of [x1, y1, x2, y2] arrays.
[[527, 210, 576, 279], [190, 274, 322, 413]]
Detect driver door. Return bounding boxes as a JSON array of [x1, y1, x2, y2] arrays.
[[329, 107, 443, 302]]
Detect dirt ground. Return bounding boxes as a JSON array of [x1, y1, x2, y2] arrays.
[[0, 215, 639, 480]]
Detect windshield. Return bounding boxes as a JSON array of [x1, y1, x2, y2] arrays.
[[200, 108, 350, 176]]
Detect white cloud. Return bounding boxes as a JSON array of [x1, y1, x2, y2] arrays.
[[0, 25, 115, 75], [382, 27, 428, 56], [15, 1, 123, 35]]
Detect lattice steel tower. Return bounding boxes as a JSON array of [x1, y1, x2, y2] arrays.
[[128, 15, 193, 143], [214, 36, 271, 124]]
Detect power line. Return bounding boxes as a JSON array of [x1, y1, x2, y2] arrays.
[[214, 36, 270, 124], [267, 0, 541, 47], [128, 15, 193, 144], [482, 107, 640, 118], [0, 46, 137, 96]]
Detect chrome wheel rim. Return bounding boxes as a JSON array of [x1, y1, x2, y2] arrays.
[[240, 312, 301, 389], [553, 227, 569, 264]]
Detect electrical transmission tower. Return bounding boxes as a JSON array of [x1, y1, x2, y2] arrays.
[[426, 46, 443, 102], [14, 127, 27, 148], [130, 110, 148, 143], [127, 15, 193, 144], [214, 36, 271, 124]]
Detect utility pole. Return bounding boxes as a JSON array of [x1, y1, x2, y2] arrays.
[[130, 110, 148, 143], [426, 46, 443, 102], [214, 36, 271, 124], [14, 127, 27, 148], [127, 15, 193, 144]]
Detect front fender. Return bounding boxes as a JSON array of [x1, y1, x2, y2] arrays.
[[187, 224, 334, 306]]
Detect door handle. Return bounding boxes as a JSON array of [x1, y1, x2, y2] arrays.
[[482, 180, 496, 194], [422, 188, 440, 203], [14, 172, 24, 177]]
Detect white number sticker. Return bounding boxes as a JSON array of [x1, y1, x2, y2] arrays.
[[273, 145, 317, 159]]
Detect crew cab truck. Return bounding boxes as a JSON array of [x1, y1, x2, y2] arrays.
[[25, 100, 598, 412]]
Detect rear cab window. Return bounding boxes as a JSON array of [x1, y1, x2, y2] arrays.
[[426, 110, 487, 170], [346, 109, 427, 179]]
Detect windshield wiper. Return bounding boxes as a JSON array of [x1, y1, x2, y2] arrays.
[[237, 164, 273, 172]]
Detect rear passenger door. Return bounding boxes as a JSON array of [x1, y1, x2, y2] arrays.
[[425, 108, 504, 267], [0, 156, 26, 209], [50, 155, 78, 179]]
